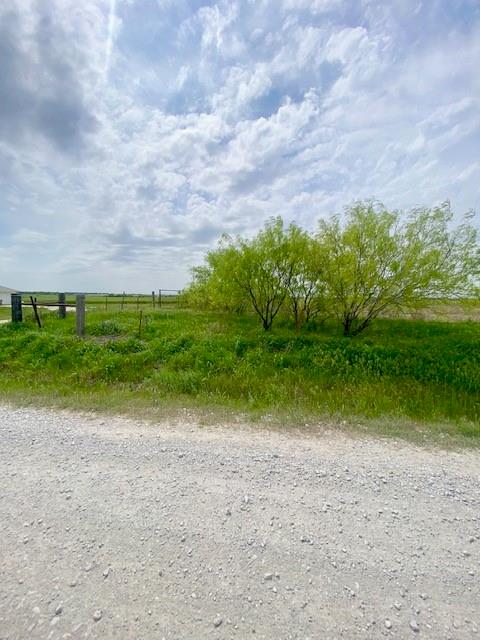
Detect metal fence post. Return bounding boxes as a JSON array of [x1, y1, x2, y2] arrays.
[[30, 296, 42, 328]]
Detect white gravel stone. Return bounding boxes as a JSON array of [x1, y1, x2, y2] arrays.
[[0, 405, 478, 640], [410, 620, 420, 632]]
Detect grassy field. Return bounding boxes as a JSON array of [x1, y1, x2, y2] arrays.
[[0, 306, 479, 444]]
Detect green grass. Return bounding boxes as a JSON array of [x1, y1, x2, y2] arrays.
[[0, 308, 479, 444]]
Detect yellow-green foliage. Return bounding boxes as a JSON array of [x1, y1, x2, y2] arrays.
[[186, 201, 479, 335]]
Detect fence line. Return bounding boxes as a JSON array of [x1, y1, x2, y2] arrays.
[[11, 289, 183, 335], [18, 289, 182, 308], [12, 293, 85, 336]]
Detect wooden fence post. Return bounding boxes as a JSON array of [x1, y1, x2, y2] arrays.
[[11, 293, 22, 323], [76, 294, 85, 337], [58, 293, 66, 319], [152, 291, 155, 309]]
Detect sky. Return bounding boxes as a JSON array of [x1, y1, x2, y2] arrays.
[[0, 0, 479, 293]]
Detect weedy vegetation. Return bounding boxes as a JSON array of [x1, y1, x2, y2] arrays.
[[0, 306, 479, 443], [1, 200, 479, 444]]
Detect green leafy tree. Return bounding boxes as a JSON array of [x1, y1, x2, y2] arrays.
[[227, 218, 294, 330], [318, 201, 479, 336], [180, 265, 213, 309], [188, 218, 304, 330], [283, 225, 325, 331], [182, 247, 246, 313]]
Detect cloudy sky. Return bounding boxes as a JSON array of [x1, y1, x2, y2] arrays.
[[1, 0, 479, 292]]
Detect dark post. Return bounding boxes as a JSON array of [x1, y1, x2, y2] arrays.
[[76, 294, 86, 337], [58, 293, 66, 319], [11, 293, 22, 323], [30, 296, 42, 328], [152, 291, 155, 310]]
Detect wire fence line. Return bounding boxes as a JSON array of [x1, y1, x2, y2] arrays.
[[9, 289, 184, 335], [18, 289, 183, 311]]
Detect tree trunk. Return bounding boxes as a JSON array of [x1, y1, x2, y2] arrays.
[[343, 315, 353, 337]]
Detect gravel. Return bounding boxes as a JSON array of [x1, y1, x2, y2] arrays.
[[410, 620, 421, 633], [0, 404, 479, 639]]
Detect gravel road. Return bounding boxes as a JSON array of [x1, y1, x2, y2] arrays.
[[0, 405, 479, 640]]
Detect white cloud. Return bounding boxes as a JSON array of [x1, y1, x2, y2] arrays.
[[197, 2, 241, 54], [211, 65, 273, 119], [283, 0, 343, 14], [12, 229, 49, 244], [0, 0, 478, 292]]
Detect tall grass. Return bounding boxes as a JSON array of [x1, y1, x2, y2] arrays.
[[0, 309, 478, 439]]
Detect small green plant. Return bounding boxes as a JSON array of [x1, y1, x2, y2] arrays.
[[89, 319, 122, 336]]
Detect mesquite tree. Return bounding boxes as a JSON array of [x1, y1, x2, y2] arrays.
[[184, 201, 479, 335], [227, 218, 295, 330], [283, 225, 325, 331], [318, 201, 479, 336]]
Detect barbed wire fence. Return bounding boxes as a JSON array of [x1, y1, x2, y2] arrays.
[[10, 289, 184, 335]]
